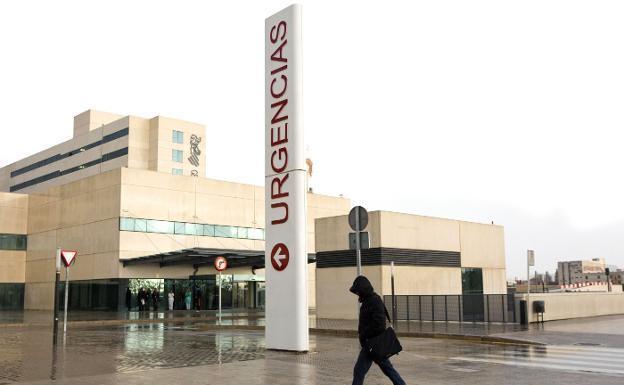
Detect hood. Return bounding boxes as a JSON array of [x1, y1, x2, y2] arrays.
[[349, 276, 375, 298]]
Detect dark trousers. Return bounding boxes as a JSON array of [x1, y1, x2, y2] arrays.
[[352, 348, 406, 385]]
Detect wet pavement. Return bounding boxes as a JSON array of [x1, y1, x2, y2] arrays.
[[2, 323, 624, 385]]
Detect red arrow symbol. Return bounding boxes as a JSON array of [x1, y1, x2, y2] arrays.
[[270, 243, 290, 271]]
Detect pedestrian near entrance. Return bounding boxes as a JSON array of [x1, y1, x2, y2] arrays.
[[168, 291, 175, 311], [138, 288, 146, 311], [349, 276, 406, 385], [152, 288, 159, 311], [125, 287, 132, 311], [185, 289, 192, 310]]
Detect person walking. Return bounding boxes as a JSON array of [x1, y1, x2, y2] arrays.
[[145, 288, 152, 311], [152, 288, 159, 311], [185, 289, 192, 310], [137, 288, 145, 311], [125, 287, 132, 311], [168, 291, 175, 311], [349, 276, 406, 385]]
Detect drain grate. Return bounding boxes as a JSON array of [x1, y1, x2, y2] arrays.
[[574, 342, 602, 346]]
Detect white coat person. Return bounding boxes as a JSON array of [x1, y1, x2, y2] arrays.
[[168, 291, 175, 311]]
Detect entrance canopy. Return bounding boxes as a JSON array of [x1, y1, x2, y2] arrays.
[[122, 247, 316, 269]]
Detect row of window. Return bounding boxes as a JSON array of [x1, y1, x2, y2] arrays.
[[119, 217, 265, 240], [10, 127, 129, 178], [0, 234, 27, 251], [10, 147, 129, 192]]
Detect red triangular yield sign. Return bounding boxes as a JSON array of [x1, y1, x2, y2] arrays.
[[61, 250, 77, 267]]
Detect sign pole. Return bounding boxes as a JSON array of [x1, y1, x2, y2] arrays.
[[53, 248, 61, 345], [355, 208, 362, 277], [63, 265, 69, 335], [391, 261, 396, 324], [218, 270, 222, 325]]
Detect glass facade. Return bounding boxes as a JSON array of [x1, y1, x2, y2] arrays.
[[172, 149, 183, 163], [0, 234, 27, 250], [0, 283, 24, 310], [120, 217, 264, 241], [172, 130, 184, 144], [56, 277, 265, 311]]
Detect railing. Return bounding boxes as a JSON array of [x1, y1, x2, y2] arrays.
[[383, 294, 517, 323]]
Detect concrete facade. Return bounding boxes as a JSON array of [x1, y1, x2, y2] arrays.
[[0, 110, 206, 194], [0, 192, 28, 284], [17, 167, 350, 310], [315, 211, 507, 319], [557, 259, 607, 285]]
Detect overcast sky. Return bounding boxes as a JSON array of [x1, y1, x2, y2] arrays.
[[1, 1, 623, 279]]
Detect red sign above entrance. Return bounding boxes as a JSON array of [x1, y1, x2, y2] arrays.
[[61, 250, 77, 267], [270, 243, 290, 271], [214, 256, 228, 272]]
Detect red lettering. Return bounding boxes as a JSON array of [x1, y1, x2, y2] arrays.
[[270, 21, 287, 44], [271, 148, 288, 173], [270, 75, 287, 98], [271, 98, 288, 124], [271, 173, 289, 199], [270, 39, 288, 63], [271, 202, 289, 225], [271, 123, 288, 146]]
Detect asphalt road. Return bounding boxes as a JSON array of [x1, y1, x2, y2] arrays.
[[1, 324, 623, 385]]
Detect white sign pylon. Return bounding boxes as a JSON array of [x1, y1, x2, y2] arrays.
[[265, 4, 309, 352]]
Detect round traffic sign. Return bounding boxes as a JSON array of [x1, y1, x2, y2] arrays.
[[270, 243, 290, 271], [348, 206, 368, 231], [214, 256, 228, 271]]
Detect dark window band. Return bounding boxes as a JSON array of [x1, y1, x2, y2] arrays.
[[9, 147, 128, 192], [316, 247, 461, 268], [0, 234, 27, 251], [10, 127, 129, 178]]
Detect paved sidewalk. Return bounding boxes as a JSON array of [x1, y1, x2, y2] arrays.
[[4, 310, 624, 347]]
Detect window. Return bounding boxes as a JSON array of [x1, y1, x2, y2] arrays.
[[172, 149, 183, 163], [118, 217, 264, 241], [248, 228, 265, 240], [203, 224, 215, 236], [172, 168, 183, 175], [120, 218, 135, 231], [215, 225, 237, 238], [146, 220, 175, 234], [0, 234, 27, 250], [237, 227, 248, 239], [134, 219, 147, 232], [461, 268, 483, 294], [172, 130, 184, 144]]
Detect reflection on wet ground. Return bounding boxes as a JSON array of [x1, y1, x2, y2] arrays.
[[2, 324, 624, 385], [0, 324, 265, 384]]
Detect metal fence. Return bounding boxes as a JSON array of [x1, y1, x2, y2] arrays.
[[383, 294, 517, 323]]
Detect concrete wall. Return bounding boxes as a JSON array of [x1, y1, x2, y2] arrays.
[[24, 170, 122, 310], [519, 292, 624, 323], [0, 192, 28, 283], [316, 265, 382, 319], [315, 211, 507, 319]]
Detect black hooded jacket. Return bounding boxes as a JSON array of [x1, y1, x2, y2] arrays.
[[349, 276, 387, 346]]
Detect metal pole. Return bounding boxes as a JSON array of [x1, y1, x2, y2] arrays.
[[355, 208, 362, 277], [63, 265, 69, 335], [527, 250, 531, 323], [218, 270, 222, 325], [390, 261, 396, 324], [53, 248, 61, 345]]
